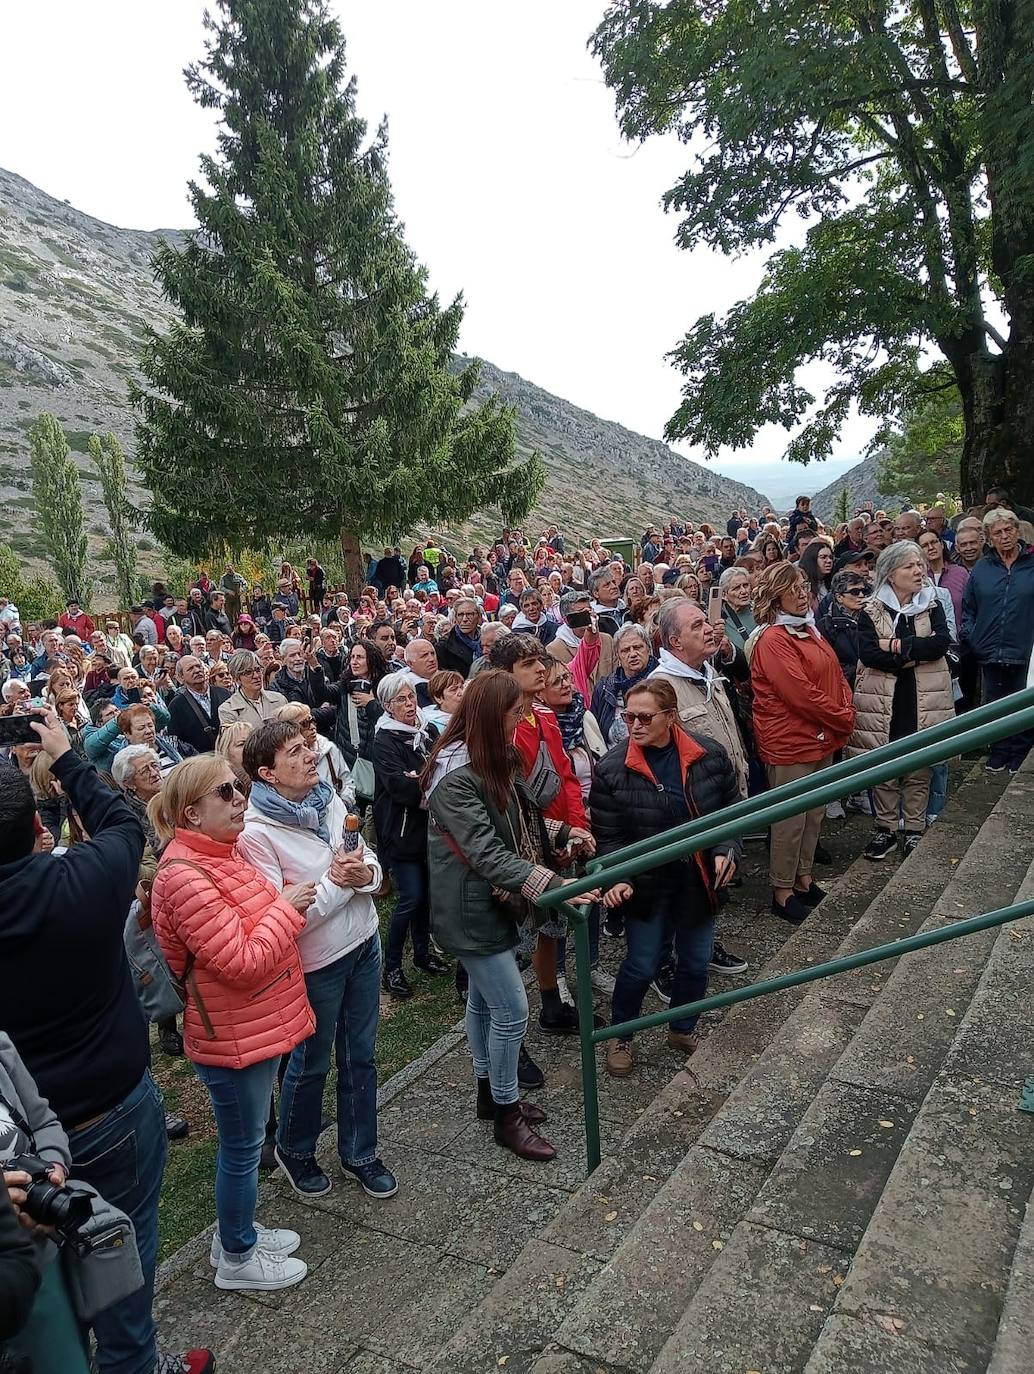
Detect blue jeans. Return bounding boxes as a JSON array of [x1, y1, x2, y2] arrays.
[[278, 934, 381, 1167], [66, 1072, 166, 1374], [555, 903, 601, 975], [195, 1056, 279, 1260], [385, 859, 430, 971], [463, 949, 529, 1105], [612, 898, 716, 1037], [927, 762, 948, 819], [983, 664, 1033, 769]]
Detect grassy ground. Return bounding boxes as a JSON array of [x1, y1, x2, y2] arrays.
[[152, 897, 461, 1261]]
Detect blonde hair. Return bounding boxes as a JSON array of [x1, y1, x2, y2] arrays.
[[29, 751, 58, 799], [753, 561, 804, 625], [215, 722, 252, 759], [274, 702, 311, 725], [148, 754, 230, 844]]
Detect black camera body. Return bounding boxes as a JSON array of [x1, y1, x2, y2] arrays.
[[5, 1152, 93, 1241]]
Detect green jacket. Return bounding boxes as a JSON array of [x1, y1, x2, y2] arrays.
[[426, 765, 565, 958]]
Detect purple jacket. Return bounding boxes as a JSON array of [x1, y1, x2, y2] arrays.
[[933, 562, 969, 630]]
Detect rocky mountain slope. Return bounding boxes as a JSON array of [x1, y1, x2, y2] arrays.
[[0, 166, 768, 576], [810, 451, 905, 519]]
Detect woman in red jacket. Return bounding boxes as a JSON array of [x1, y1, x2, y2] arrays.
[[150, 755, 316, 1294], [750, 563, 855, 925], [487, 635, 595, 1042]]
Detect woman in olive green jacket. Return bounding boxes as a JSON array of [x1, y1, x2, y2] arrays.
[[423, 671, 594, 1162]]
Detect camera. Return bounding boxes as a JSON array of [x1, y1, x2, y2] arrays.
[[5, 1152, 93, 1242]]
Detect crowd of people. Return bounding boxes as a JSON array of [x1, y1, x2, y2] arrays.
[[2, 487, 1033, 1373]]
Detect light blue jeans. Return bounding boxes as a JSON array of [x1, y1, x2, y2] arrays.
[[195, 1056, 280, 1260], [463, 948, 529, 1105]]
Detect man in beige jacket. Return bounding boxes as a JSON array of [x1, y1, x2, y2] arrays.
[[547, 591, 615, 696]]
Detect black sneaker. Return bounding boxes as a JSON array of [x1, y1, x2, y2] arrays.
[[341, 1157, 398, 1198], [812, 844, 832, 865], [158, 1026, 184, 1057], [517, 1044, 545, 1090], [274, 1146, 332, 1197], [383, 967, 413, 1000], [708, 941, 748, 975], [794, 882, 826, 908], [164, 1111, 189, 1141], [414, 953, 451, 975], [771, 893, 810, 925], [863, 829, 898, 862], [902, 833, 923, 858], [649, 965, 674, 1004]]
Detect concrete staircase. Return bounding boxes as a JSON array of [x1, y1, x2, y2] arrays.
[[152, 764, 1034, 1374]]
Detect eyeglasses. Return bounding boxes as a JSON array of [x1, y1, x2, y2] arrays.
[[207, 779, 247, 803], [620, 709, 670, 725]]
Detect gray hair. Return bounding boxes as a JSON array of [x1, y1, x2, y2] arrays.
[[227, 649, 261, 679], [1, 678, 28, 702], [559, 589, 591, 619], [613, 623, 652, 655], [587, 567, 613, 597], [112, 744, 159, 790], [983, 505, 1020, 534], [478, 622, 510, 650], [873, 539, 926, 592], [718, 566, 750, 592], [656, 597, 696, 650], [376, 670, 415, 708]]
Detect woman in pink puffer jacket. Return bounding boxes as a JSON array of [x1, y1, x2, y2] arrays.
[[150, 754, 315, 1294]]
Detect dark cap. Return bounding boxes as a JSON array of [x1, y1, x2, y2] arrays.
[[833, 548, 876, 574]]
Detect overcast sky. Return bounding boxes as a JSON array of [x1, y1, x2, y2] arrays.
[[1, 1, 872, 480]]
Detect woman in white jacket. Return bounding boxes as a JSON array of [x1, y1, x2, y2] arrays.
[[236, 718, 396, 1202]]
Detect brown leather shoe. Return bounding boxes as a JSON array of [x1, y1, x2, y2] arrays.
[[493, 1103, 557, 1161], [606, 1039, 635, 1078], [667, 1029, 701, 1056]]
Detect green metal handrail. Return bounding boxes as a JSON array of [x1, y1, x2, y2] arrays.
[[536, 691, 1034, 1175], [541, 697, 1034, 906], [582, 685, 1034, 877]]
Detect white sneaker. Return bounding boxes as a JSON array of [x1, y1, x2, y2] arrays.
[[847, 793, 873, 816], [825, 800, 846, 819], [590, 966, 616, 994], [209, 1224, 301, 1268], [556, 974, 575, 1007], [214, 1244, 307, 1291], [926, 813, 939, 826]]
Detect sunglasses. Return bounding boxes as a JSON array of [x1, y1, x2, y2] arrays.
[[842, 583, 873, 596], [620, 709, 670, 725], [207, 779, 248, 803]]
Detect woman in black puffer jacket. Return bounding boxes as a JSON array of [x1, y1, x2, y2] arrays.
[[589, 678, 741, 1079], [372, 672, 450, 1000]]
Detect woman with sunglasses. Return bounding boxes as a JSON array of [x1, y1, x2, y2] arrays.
[[150, 756, 317, 1293], [590, 679, 742, 1079], [816, 570, 871, 691], [218, 649, 288, 729]]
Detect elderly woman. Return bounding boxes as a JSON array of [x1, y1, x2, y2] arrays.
[[218, 649, 288, 729], [816, 569, 870, 690], [750, 562, 856, 922], [852, 541, 955, 859], [590, 622, 658, 745], [961, 507, 1034, 773], [372, 672, 450, 999], [719, 567, 757, 660], [275, 701, 354, 802], [150, 755, 315, 1292], [424, 668, 465, 731], [591, 679, 742, 1077]]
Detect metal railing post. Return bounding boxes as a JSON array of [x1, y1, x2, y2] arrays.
[[566, 901, 603, 1174]]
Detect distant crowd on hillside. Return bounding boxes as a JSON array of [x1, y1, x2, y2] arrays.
[[1, 485, 1034, 1374]]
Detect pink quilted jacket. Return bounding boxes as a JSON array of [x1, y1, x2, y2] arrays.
[[152, 829, 314, 1069]]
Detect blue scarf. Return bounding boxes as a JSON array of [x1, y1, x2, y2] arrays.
[[555, 691, 587, 753], [249, 778, 334, 844], [452, 625, 482, 658]]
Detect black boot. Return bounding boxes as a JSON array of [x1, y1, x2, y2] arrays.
[[476, 1077, 545, 1124]]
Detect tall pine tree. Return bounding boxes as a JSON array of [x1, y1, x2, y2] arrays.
[[29, 413, 89, 604], [132, 0, 543, 586], [89, 432, 137, 608]]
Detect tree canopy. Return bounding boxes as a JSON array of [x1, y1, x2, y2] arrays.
[[133, 0, 543, 585], [592, 0, 1034, 506]]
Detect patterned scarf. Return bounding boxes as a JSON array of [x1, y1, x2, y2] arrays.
[[555, 691, 587, 753], [249, 778, 334, 844]]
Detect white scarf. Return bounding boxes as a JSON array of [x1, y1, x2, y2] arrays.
[[876, 581, 937, 619], [774, 611, 821, 639], [424, 741, 471, 799], [555, 623, 582, 651], [374, 713, 431, 750], [654, 649, 726, 703]]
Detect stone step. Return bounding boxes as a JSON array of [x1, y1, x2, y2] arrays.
[[802, 867, 1034, 1374], [425, 770, 1012, 1374]]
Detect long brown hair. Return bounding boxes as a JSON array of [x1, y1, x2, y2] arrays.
[[753, 561, 804, 625], [421, 669, 521, 811]]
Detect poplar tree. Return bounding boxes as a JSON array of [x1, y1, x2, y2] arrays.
[[28, 413, 89, 604], [133, 0, 543, 587], [89, 432, 137, 608]]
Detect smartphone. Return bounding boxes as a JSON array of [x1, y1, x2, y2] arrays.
[[0, 711, 47, 746], [707, 586, 723, 626], [351, 678, 372, 695]]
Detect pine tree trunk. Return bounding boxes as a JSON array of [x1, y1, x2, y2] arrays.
[[339, 526, 366, 597]]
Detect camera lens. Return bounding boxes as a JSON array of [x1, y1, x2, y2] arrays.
[[24, 1180, 93, 1232]]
